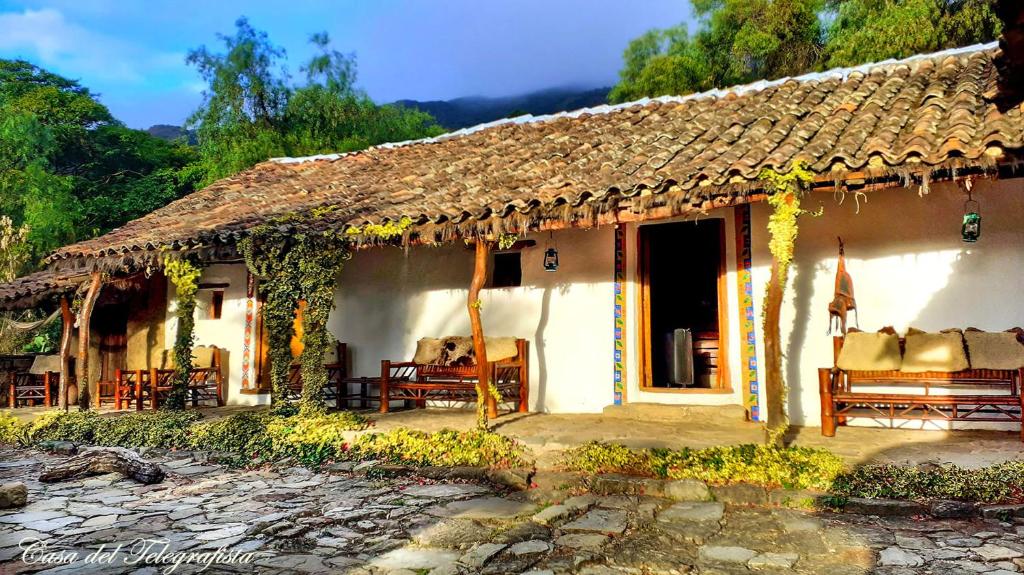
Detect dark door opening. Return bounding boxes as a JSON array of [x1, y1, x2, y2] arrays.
[[640, 219, 726, 389]]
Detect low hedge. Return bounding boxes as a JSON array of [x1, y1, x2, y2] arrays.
[[562, 441, 845, 490], [0, 409, 528, 470], [832, 462, 1024, 504]]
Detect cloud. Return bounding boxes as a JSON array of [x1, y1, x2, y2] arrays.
[[0, 8, 184, 84]]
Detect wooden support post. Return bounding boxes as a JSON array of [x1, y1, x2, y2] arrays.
[[149, 368, 159, 411], [58, 296, 74, 411], [468, 240, 497, 426], [136, 370, 144, 411], [763, 258, 787, 445], [818, 368, 836, 437], [379, 360, 390, 414], [77, 272, 102, 411], [43, 371, 52, 407]]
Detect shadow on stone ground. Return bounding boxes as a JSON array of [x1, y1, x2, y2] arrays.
[[3, 447, 1024, 574]]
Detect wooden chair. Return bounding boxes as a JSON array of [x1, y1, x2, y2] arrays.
[[820, 335, 1024, 441], [116, 346, 224, 410], [285, 342, 349, 405], [7, 355, 61, 408], [379, 338, 529, 414]]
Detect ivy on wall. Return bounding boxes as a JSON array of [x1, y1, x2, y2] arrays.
[[164, 255, 202, 411], [241, 215, 350, 413]]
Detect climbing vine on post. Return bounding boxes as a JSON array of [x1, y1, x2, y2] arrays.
[[294, 234, 349, 416], [759, 163, 816, 446], [164, 255, 202, 411], [242, 213, 366, 413]]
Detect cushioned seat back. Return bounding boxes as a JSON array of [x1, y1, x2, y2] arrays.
[[162, 346, 218, 369], [28, 355, 61, 375], [901, 330, 969, 373], [836, 332, 901, 371], [965, 330, 1024, 370], [413, 336, 520, 366]]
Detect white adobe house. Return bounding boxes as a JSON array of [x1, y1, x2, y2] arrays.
[[3, 41, 1024, 435]]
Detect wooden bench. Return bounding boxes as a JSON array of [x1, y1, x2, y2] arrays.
[[285, 342, 370, 408], [116, 346, 224, 410], [380, 338, 529, 414], [819, 336, 1024, 441], [7, 355, 63, 408]]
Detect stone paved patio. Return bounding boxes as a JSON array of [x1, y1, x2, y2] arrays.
[[4, 447, 1024, 574]]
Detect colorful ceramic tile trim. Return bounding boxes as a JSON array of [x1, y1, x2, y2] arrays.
[[613, 224, 626, 405], [241, 271, 255, 390], [735, 205, 761, 421]]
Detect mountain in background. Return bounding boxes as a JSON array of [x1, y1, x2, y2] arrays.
[[146, 124, 197, 145], [393, 86, 610, 130], [146, 86, 611, 140]]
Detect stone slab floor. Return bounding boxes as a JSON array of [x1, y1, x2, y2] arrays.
[[3, 448, 1024, 574]]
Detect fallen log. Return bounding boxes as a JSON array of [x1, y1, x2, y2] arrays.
[[39, 446, 165, 484]]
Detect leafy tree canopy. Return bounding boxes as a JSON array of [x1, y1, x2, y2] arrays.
[[610, 0, 1002, 102], [0, 60, 198, 262], [187, 18, 444, 185]]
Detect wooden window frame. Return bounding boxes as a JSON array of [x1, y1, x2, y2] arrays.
[[637, 219, 731, 394]]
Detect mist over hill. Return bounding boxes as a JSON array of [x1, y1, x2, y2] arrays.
[[392, 86, 610, 130]]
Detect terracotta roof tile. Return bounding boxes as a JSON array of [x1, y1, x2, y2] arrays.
[[46, 44, 1023, 267]]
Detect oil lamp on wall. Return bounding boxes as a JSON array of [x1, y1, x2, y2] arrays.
[[961, 180, 981, 243], [543, 231, 559, 272]]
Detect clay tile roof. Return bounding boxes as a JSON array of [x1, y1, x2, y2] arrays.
[[0, 269, 89, 310], [46, 43, 1024, 269]]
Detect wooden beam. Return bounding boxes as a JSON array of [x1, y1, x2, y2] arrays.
[[77, 272, 101, 411], [468, 239, 497, 426], [58, 296, 74, 412]]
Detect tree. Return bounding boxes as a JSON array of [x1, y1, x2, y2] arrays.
[[0, 59, 198, 258], [611, 0, 1001, 102], [610, 0, 826, 102], [186, 20, 443, 185], [823, 0, 1002, 68]]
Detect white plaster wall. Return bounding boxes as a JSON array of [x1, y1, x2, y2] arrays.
[[330, 227, 616, 413], [165, 263, 266, 406], [748, 178, 1024, 428], [623, 211, 746, 408]]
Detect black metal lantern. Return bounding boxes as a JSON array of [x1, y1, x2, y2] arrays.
[[962, 193, 981, 243], [543, 231, 559, 272]]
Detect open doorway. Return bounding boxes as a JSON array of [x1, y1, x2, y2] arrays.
[[639, 219, 728, 390]]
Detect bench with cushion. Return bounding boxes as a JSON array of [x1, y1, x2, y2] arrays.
[[380, 336, 529, 414], [819, 328, 1024, 440]]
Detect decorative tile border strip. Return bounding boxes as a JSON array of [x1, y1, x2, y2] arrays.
[[241, 270, 256, 390], [614, 224, 627, 405], [735, 205, 761, 421]]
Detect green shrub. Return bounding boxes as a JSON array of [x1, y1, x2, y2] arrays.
[[28, 411, 101, 443], [562, 441, 845, 490], [266, 411, 371, 466], [832, 462, 1024, 503], [0, 411, 27, 444], [350, 428, 529, 469], [93, 411, 200, 448], [188, 411, 275, 459]]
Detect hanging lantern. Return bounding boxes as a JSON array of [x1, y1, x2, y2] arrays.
[[543, 231, 559, 272], [961, 192, 981, 243]]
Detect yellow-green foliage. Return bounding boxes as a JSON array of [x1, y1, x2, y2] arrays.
[[346, 216, 413, 240], [351, 428, 529, 469], [0, 411, 26, 444], [562, 441, 845, 490], [187, 410, 275, 457], [760, 163, 815, 277], [266, 411, 370, 464]]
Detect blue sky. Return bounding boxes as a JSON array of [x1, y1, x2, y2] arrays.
[[0, 1, 693, 129]]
